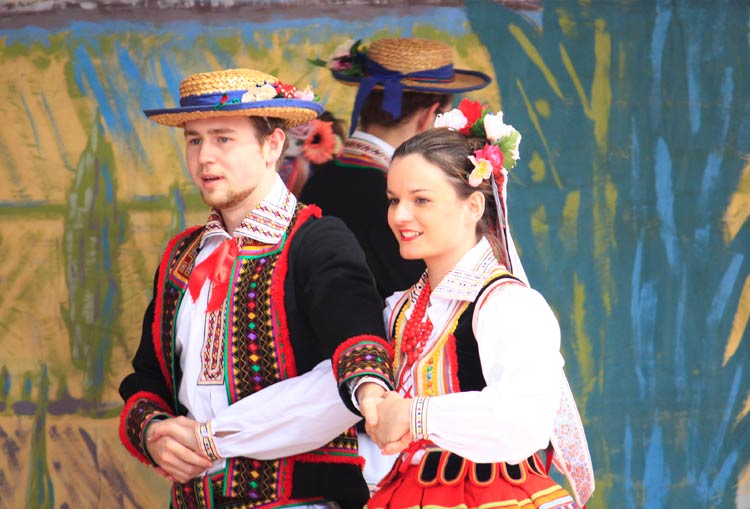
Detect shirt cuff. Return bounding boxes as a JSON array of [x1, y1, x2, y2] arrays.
[[348, 376, 391, 411], [410, 396, 430, 441], [195, 421, 221, 461], [141, 413, 171, 465]]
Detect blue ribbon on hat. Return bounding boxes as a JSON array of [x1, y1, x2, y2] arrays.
[[181, 90, 247, 108], [348, 55, 455, 135]]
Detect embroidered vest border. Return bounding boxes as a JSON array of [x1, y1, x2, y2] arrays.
[[390, 271, 520, 396], [155, 205, 360, 508]]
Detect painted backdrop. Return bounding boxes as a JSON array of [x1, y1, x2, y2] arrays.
[[0, 1, 748, 508]]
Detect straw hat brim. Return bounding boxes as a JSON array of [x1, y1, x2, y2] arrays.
[[144, 98, 324, 128], [331, 68, 492, 94]]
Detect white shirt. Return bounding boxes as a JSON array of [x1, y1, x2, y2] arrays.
[[175, 175, 360, 473], [386, 237, 563, 465]]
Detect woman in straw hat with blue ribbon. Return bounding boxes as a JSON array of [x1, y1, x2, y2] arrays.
[[119, 67, 395, 509]]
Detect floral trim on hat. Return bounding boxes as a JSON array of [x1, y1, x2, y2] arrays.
[[211, 81, 317, 111], [435, 98, 522, 187], [309, 39, 366, 77]]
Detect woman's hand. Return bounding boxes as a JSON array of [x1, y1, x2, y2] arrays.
[[366, 392, 411, 450]]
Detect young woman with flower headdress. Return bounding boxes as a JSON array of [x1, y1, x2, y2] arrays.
[[363, 100, 595, 509]]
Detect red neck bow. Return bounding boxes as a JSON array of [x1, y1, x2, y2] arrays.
[[188, 238, 240, 313]]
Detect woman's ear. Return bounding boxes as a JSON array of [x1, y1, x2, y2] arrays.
[[467, 190, 486, 223]]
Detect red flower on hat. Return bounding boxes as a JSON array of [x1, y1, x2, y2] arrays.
[[274, 81, 299, 99], [457, 98, 483, 135]]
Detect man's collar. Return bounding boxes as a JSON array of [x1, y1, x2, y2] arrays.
[[202, 174, 297, 246], [351, 130, 395, 158]]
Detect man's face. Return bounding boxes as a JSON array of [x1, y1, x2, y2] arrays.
[[183, 116, 281, 214]]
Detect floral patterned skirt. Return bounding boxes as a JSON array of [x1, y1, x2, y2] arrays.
[[366, 448, 578, 509]]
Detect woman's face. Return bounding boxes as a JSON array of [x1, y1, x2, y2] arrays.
[[387, 153, 481, 280]]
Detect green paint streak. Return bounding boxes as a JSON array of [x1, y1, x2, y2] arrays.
[[509, 24, 565, 100], [0, 365, 9, 402], [25, 366, 54, 509], [516, 79, 563, 189], [61, 111, 128, 405], [64, 59, 84, 99], [215, 35, 241, 55], [32, 55, 51, 70]]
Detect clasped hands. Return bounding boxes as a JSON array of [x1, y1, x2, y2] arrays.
[[145, 384, 414, 484], [145, 416, 213, 484], [356, 382, 413, 456]]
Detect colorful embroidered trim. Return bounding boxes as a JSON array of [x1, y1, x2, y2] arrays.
[[332, 334, 394, 387], [410, 396, 429, 440], [119, 391, 174, 466], [335, 137, 390, 172], [197, 421, 221, 461], [154, 226, 203, 397]]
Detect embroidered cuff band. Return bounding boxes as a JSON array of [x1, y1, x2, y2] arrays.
[[195, 421, 221, 461], [410, 396, 430, 440]]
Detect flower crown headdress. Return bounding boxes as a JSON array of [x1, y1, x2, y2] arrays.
[[434, 98, 521, 188]]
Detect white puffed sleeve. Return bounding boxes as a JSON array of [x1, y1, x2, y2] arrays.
[[423, 284, 563, 464]]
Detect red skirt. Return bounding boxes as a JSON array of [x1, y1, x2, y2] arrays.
[[367, 449, 578, 509]]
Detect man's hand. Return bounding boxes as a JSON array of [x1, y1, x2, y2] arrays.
[[145, 417, 213, 484], [356, 382, 388, 429]]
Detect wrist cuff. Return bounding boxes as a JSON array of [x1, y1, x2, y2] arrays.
[[410, 396, 429, 440], [195, 421, 221, 461]]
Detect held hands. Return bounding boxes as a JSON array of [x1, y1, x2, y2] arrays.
[[145, 416, 213, 484], [356, 383, 413, 455]]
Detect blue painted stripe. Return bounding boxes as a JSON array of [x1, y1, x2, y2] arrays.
[[654, 137, 680, 271]]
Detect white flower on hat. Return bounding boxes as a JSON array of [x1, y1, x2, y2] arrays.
[[294, 85, 315, 101], [434, 109, 468, 131], [332, 39, 356, 60], [242, 83, 277, 103]]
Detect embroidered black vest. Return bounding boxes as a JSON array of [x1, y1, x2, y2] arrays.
[[154, 205, 360, 508]]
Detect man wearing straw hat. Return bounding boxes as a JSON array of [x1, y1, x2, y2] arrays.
[[300, 37, 491, 300], [119, 68, 394, 509]]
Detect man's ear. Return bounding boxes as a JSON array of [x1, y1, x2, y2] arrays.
[[416, 102, 442, 133], [264, 127, 286, 166]]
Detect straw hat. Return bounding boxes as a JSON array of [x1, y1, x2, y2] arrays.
[[332, 38, 491, 93], [144, 68, 323, 128]]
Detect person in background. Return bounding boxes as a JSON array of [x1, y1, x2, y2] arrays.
[[301, 37, 492, 300], [363, 101, 595, 509], [119, 67, 394, 509]]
